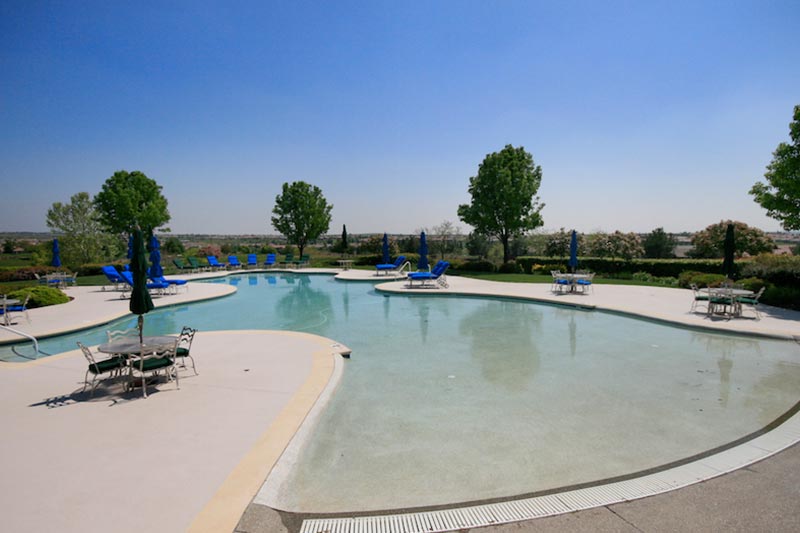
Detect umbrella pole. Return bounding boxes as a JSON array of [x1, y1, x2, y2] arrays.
[[138, 315, 144, 344]]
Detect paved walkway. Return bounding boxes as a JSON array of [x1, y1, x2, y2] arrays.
[[2, 270, 799, 532]]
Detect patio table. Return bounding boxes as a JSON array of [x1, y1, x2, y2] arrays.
[[702, 288, 754, 317], [337, 259, 354, 270], [97, 335, 179, 390]]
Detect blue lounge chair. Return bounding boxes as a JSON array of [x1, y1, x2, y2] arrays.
[[376, 255, 406, 275], [407, 261, 450, 288], [247, 254, 258, 268], [207, 256, 227, 270], [119, 270, 170, 297], [228, 255, 243, 269], [101, 266, 125, 291], [263, 253, 276, 268], [150, 275, 188, 294]]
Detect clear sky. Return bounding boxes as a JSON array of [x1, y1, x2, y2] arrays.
[[1, 1, 798, 235]]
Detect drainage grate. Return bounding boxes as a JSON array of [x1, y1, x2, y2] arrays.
[[300, 411, 800, 533]]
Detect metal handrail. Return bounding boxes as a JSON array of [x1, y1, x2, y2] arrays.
[[0, 324, 39, 359], [396, 261, 412, 275]]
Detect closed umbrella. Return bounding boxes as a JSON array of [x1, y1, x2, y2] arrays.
[[568, 230, 578, 273], [418, 231, 429, 271], [382, 233, 390, 264], [149, 235, 163, 278], [722, 223, 735, 279], [130, 228, 154, 343], [51, 239, 61, 268]]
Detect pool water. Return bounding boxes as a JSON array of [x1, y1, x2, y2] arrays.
[[5, 273, 800, 512]]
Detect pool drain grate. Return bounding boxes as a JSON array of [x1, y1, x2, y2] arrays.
[[299, 412, 800, 533]]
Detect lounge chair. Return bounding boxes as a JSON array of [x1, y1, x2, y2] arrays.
[[282, 254, 295, 268], [150, 274, 188, 294], [296, 254, 310, 268], [207, 256, 227, 270], [376, 255, 406, 275], [173, 258, 194, 272], [264, 253, 276, 268], [228, 255, 243, 269], [247, 254, 258, 268], [119, 270, 170, 298], [187, 256, 207, 272], [101, 266, 125, 291], [407, 261, 450, 288]]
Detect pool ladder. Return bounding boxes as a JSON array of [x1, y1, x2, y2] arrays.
[[0, 324, 39, 359]]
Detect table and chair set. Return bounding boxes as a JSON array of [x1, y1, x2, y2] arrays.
[[551, 271, 595, 294], [78, 326, 198, 398], [1, 295, 30, 326], [691, 283, 765, 319]]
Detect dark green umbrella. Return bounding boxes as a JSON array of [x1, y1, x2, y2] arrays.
[[129, 229, 154, 343], [722, 223, 736, 279]]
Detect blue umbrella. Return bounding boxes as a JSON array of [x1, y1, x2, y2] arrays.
[[149, 235, 163, 278], [418, 231, 429, 271], [382, 233, 390, 264], [568, 230, 578, 273], [51, 238, 61, 268]]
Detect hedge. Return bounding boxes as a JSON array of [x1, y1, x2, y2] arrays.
[[516, 256, 727, 277]]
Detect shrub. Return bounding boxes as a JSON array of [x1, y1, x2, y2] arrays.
[[740, 254, 800, 287], [498, 261, 522, 274], [737, 277, 767, 293], [677, 271, 727, 289], [454, 260, 495, 273], [0, 266, 59, 282], [763, 285, 800, 310], [7, 286, 70, 308]]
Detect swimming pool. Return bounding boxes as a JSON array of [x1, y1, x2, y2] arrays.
[[5, 273, 800, 513]]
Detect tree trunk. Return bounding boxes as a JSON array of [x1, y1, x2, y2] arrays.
[[501, 234, 510, 264]]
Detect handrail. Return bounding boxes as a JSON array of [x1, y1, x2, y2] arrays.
[[0, 324, 39, 359], [396, 261, 412, 275]]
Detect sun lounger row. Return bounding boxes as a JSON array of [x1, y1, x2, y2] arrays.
[[172, 254, 310, 272]]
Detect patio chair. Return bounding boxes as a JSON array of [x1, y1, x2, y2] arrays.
[[1, 295, 30, 325], [376, 256, 406, 275], [77, 341, 126, 397], [101, 266, 125, 291], [207, 256, 227, 271], [708, 288, 736, 316], [175, 326, 198, 375], [407, 261, 450, 288], [551, 271, 571, 293], [282, 253, 295, 267], [264, 253, 276, 268], [576, 272, 594, 294], [247, 254, 258, 268], [736, 286, 766, 320], [296, 254, 311, 268], [689, 283, 710, 313], [228, 255, 243, 269], [129, 338, 180, 399]]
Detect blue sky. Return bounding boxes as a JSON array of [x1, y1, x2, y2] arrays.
[[1, 1, 798, 235]]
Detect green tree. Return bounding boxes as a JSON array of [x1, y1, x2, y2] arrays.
[[271, 181, 332, 257], [465, 232, 490, 259], [688, 220, 776, 258], [643, 227, 677, 258], [162, 236, 185, 254], [458, 145, 544, 263], [2, 239, 18, 254], [750, 105, 800, 230], [46, 192, 121, 265], [331, 224, 350, 254], [94, 170, 171, 236]]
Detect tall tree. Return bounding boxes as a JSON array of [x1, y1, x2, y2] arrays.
[[271, 181, 332, 257], [46, 192, 121, 265], [458, 145, 544, 263], [94, 170, 171, 236], [750, 105, 800, 230], [432, 220, 462, 260], [643, 227, 677, 258], [688, 220, 775, 258]]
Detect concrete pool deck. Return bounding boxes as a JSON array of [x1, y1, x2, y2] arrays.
[[2, 270, 799, 532]]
